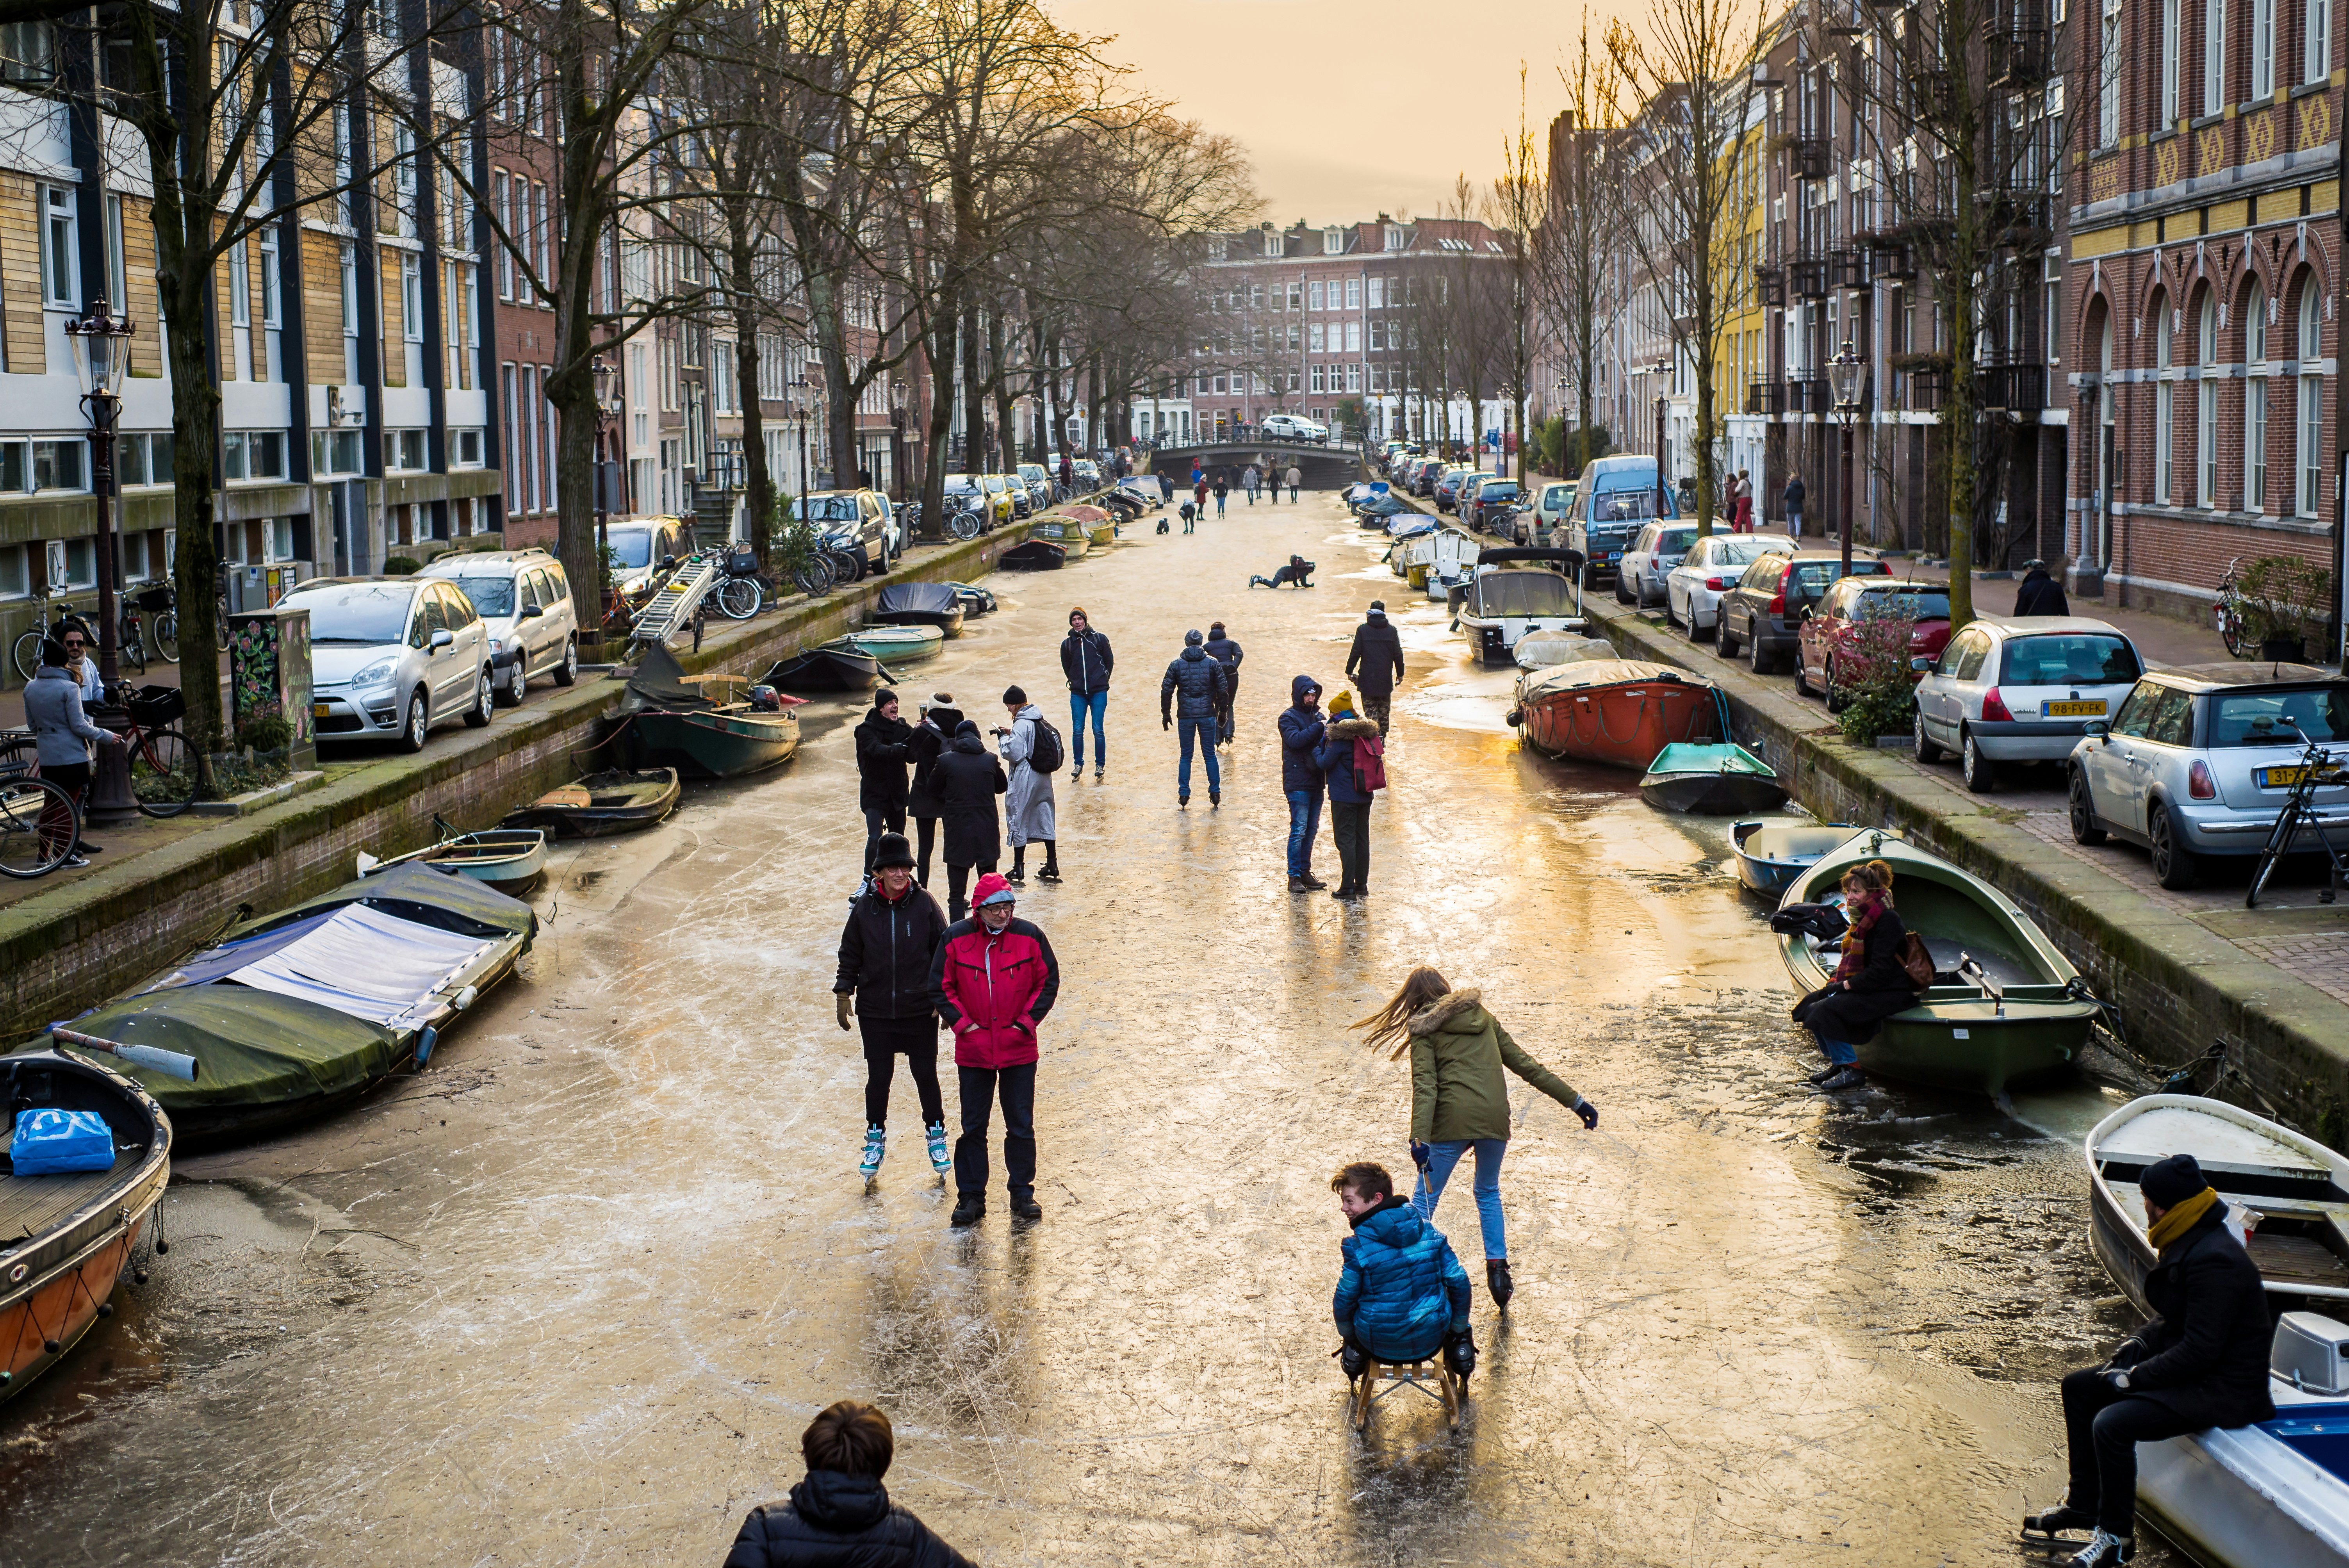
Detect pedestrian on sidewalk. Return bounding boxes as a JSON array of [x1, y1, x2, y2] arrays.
[[1344, 601, 1406, 737], [930, 873, 1061, 1227], [1733, 469, 1754, 532], [1329, 1160, 1476, 1388], [1060, 608, 1114, 781], [1059, 452, 1075, 494], [994, 685, 1059, 886], [905, 692, 961, 889], [1242, 463, 1261, 504], [1279, 676, 1328, 891], [1205, 621, 1243, 744], [834, 832, 952, 1182], [1789, 860, 1923, 1093], [934, 718, 1007, 920], [1781, 473, 1805, 536], [724, 1399, 978, 1568], [853, 689, 915, 876], [1157, 468, 1174, 504], [1315, 691, 1383, 900], [57, 619, 105, 706], [1352, 967, 1598, 1313], [1285, 463, 1302, 502], [24, 636, 122, 866], [1161, 629, 1229, 807], [2015, 558, 2071, 617], [1212, 472, 1229, 516], [2024, 1152, 2273, 1568]]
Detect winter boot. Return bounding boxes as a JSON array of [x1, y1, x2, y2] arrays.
[[2068, 1531, 2133, 1567], [859, 1124, 886, 1179], [1805, 1064, 1846, 1087], [1006, 847, 1026, 885], [1094, 764, 1104, 781], [1209, 789, 1221, 807], [1010, 1192, 1044, 1222], [1299, 872, 1328, 890], [1179, 791, 1190, 807], [1070, 763, 1084, 782], [1289, 875, 1309, 893], [1037, 844, 1061, 883], [1486, 1258, 1515, 1312], [925, 1121, 952, 1175], [1815, 1067, 1868, 1092], [950, 1195, 985, 1228], [2023, 1502, 2097, 1540]]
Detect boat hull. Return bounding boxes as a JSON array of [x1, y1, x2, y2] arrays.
[[1521, 678, 1718, 770], [840, 628, 945, 664], [1026, 523, 1091, 557], [2138, 1417, 2349, 1568], [1639, 773, 1789, 814], [625, 709, 799, 779], [505, 769, 681, 837], [1731, 821, 1861, 896], [1859, 1004, 2091, 1093], [422, 829, 548, 891], [870, 607, 967, 636]]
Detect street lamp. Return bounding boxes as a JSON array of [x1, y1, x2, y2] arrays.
[[1651, 358, 1673, 521], [66, 293, 137, 825], [889, 378, 908, 506], [589, 352, 619, 645], [1828, 337, 1865, 578]]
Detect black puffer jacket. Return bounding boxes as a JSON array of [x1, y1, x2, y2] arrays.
[[1346, 614, 1406, 696], [905, 706, 963, 817], [932, 720, 1007, 866], [2114, 1206, 2278, 1429], [854, 705, 915, 812], [1204, 633, 1243, 691], [723, 1470, 977, 1568], [1160, 645, 1228, 722], [834, 882, 950, 1018], [1060, 629, 1114, 694]]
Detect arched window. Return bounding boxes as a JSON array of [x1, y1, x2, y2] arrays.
[[2197, 292, 2219, 508], [2246, 281, 2269, 511], [2299, 283, 2324, 515], [2154, 292, 2175, 503]]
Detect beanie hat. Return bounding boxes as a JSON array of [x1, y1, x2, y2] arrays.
[[1002, 684, 1027, 706], [1328, 690, 1356, 716], [930, 691, 954, 708], [1069, 606, 1087, 623], [2140, 1153, 2209, 1210], [871, 832, 915, 870], [972, 871, 1016, 907], [1184, 628, 1203, 645]]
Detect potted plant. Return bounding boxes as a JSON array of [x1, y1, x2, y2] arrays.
[[2239, 555, 2332, 663]]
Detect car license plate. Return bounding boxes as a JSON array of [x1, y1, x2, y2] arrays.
[[312, 702, 331, 719], [2259, 766, 2315, 789], [2043, 700, 2106, 717], [1607, 551, 1622, 563]]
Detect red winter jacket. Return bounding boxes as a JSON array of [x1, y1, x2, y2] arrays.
[[927, 917, 1061, 1068]]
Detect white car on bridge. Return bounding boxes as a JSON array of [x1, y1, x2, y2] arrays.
[[1261, 413, 1327, 444]]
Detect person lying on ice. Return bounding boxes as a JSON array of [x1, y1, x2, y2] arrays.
[[1330, 1160, 1476, 1384]]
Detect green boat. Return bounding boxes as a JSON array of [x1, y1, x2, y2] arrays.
[[1025, 517, 1093, 556], [1776, 829, 2099, 1094], [840, 625, 945, 663], [1639, 742, 1789, 815], [620, 646, 802, 779]]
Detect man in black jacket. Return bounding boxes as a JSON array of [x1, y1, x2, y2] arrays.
[[1059, 608, 1114, 781], [1205, 620, 1243, 744], [934, 720, 1008, 919], [2014, 559, 2072, 617], [854, 691, 915, 875], [724, 1399, 975, 1568], [834, 832, 952, 1181], [904, 693, 962, 889], [2026, 1153, 2276, 1566], [1161, 629, 1230, 807], [1344, 602, 1406, 736]]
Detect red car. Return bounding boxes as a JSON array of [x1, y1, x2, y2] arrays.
[[1795, 578, 1953, 712]]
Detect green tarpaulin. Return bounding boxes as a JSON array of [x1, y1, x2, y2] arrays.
[[62, 985, 401, 1111]]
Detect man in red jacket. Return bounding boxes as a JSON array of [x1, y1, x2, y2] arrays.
[[929, 872, 1061, 1228]]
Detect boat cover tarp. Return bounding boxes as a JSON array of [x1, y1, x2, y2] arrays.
[[1470, 571, 1579, 617], [234, 861, 538, 944], [221, 904, 494, 1028], [61, 985, 403, 1108], [875, 583, 961, 618], [1514, 636, 1629, 672], [1519, 658, 1700, 697], [1061, 505, 1111, 523], [624, 644, 716, 711]]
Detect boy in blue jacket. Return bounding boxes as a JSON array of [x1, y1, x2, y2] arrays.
[[1331, 1161, 1476, 1381]]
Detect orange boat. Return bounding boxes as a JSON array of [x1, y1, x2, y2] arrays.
[[1508, 659, 1721, 770]]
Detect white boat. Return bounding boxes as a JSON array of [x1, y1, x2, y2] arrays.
[[1426, 529, 1477, 600], [2134, 1372, 2349, 1568]]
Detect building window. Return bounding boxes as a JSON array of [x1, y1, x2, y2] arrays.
[[2163, 0, 2181, 120], [0, 20, 57, 84], [1308, 281, 1324, 310], [2101, 0, 2124, 144], [1323, 226, 1344, 254], [452, 428, 484, 467], [2253, 0, 2275, 96], [2204, 0, 2226, 114], [503, 363, 520, 506], [1346, 323, 1362, 353], [1346, 363, 1362, 392], [2308, 0, 2332, 80], [1310, 365, 1325, 394], [494, 172, 513, 298], [2197, 294, 2218, 507], [1346, 279, 1362, 310], [2155, 293, 2174, 502], [259, 228, 281, 326], [40, 185, 76, 306], [401, 252, 422, 344], [2299, 284, 2324, 514], [339, 241, 358, 344], [2247, 281, 2269, 510], [1384, 224, 1403, 250]]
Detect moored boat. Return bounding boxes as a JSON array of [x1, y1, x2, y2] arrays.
[[761, 642, 888, 692], [1455, 549, 1588, 665], [839, 625, 945, 663], [359, 827, 548, 892], [504, 769, 681, 837], [1026, 517, 1093, 556], [1001, 540, 1068, 570], [1775, 828, 2097, 1092], [1060, 504, 1118, 545], [1511, 660, 1719, 770], [1730, 819, 1860, 896], [942, 581, 997, 615], [620, 646, 802, 779], [1638, 741, 1788, 814], [870, 583, 967, 635]]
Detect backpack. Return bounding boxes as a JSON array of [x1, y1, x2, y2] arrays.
[[1027, 714, 1064, 774], [1352, 733, 1387, 793]]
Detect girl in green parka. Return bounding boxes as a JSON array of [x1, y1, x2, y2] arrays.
[[1355, 966, 1599, 1310]]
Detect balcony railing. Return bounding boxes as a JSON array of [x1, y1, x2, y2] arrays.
[[1867, 241, 1915, 281], [1976, 362, 2049, 411], [1746, 380, 1788, 415], [1789, 257, 1830, 298], [1989, 27, 2051, 86], [1754, 264, 1786, 306], [1792, 137, 1832, 180], [1787, 377, 1830, 415], [1829, 248, 1868, 288]]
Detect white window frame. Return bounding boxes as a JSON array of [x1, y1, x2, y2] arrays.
[[2308, 0, 2332, 80], [2253, 0, 2275, 96], [40, 184, 77, 306], [2163, 0, 2181, 119], [2198, 294, 2219, 507], [2299, 286, 2324, 514], [2155, 296, 2175, 501], [2205, 0, 2227, 114]]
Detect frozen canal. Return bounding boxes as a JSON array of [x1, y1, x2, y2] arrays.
[[0, 492, 2178, 1566]]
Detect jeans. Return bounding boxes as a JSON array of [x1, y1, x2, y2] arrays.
[[862, 804, 906, 871], [1285, 788, 1323, 877], [1331, 799, 1371, 891], [1068, 690, 1108, 767], [1785, 506, 1803, 537], [955, 1061, 1037, 1199], [1178, 717, 1221, 795], [1289, 485, 1299, 501], [1245, 485, 1258, 505], [1215, 493, 1226, 515], [859, 1013, 943, 1127], [1413, 1138, 1508, 1260], [1809, 1030, 1858, 1066], [2061, 1368, 2201, 1535]]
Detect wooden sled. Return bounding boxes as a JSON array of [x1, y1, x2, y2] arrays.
[[1349, 1351, 1463, 1432]]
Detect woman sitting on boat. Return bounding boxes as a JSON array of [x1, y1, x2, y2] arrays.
[[1355, 967, 1599, 1311], [1790, 861, 1920, 1094]]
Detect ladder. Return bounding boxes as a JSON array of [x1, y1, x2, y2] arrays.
[[628, 554, 722, 648]]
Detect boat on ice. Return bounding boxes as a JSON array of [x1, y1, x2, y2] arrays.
[[1453, 548, 1588, 666], [839, 625, 945, 664], [942, 581, 998, 615], [620, 646, 803, 780], [1638, 741, 1788, 814], [358, 824, 548, 893], [869, 583, 967, 636], [1000, 540, 1067, 571], [1775, 828, 2098, 1092], [1510, 659, 1720, 770], [1730, 819, 1859, 896], [1025, 517, 1093, 557], [1059, 504, 1118, 545], [503, 769, 681, 837]]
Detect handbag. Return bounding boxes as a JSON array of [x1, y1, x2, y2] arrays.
[[1898, 931, 1936, 990]]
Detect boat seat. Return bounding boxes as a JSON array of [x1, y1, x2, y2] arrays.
[[0, 1151, 139, 1247], [1923, 939, 2035, 989]]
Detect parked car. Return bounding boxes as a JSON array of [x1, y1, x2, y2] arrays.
[[1713, 550, 1891, 672], [1793, 578, 1954, 713], [1616, 521, 1700, 607], [949, 473, 1012, 528], [1532, 481, 1577, 542], [1016, 462, 1053, 511], [1262, 412, 1327, 443], [1435, 469, 1490, 513], [991, 473, 1032, 519], [801, 489, 898, 576], [2068, 664, 2349, 889], [1465, 477, 1522, 533], [292, 576, 496, 751], [604, 516, 695, 610], [1915, 617, 2145, 792], [419, 547, 580, 706], [1664, 533, 1795, 638], [1071, 458, 1103, 489], [1563, 455, 1677, 587]]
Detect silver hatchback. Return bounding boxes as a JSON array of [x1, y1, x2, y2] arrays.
[[292, 577, 496, 752], [1913, 617, 2144, 792]]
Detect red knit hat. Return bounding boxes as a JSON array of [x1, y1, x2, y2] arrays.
[[971, 871, 1016, 908]]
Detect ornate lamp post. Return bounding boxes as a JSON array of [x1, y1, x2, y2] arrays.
[[66, 294, 139, 824], [1828, 337, 1865, 579], [1652, 358, 1672, 520], [590, 352, 620, 644], [889, 378, 908, 505]]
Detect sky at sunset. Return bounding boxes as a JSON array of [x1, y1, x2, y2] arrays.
[[1049, 0, 1618, 226]]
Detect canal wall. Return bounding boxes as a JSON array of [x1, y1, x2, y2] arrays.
[[0, 527, 1029, 1041]]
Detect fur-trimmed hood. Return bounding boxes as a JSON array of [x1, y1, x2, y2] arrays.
[[1326, 716, 1381, 740], [1407, 987, 1484, 1036]]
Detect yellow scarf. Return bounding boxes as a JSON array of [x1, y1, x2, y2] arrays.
[[2147, 1185, 2220, 1254]]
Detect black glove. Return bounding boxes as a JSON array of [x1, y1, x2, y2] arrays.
[[1337, 1341, 1366, 1380], [2106, 1337, 2149, 1370], [1444, 1326, 1477, 1380], [2099, 1367, 2133, 1393], [1574, 1095, 1599, 1130], [1409, 1139, 1430, 1171], [1162, 714, 1172, 730]]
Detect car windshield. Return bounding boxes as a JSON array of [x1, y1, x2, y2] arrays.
[[1594, 488, 1662, 521], [292, 584, 414, 643], [1476, 570, 1576, 615], [1853, 588, 1952, 620], [1482, 483, 1520, 501], [945, 478, 981, 495], [2001, 634, 2140, 686], [607, 528, 656, 568], [2209, 686, 2349, 747], [799, 495, 863, 521], [454, 577, 514, 617]]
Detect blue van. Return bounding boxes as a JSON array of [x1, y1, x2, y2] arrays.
[[1565, 455, 1677, 587]]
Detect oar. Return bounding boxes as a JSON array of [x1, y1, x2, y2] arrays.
[[50, 1026, 201, 1083]]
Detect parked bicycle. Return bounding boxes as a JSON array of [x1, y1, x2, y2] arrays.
[[2246, 717, 2349, 908], [0, 756, 81, 878], [9, 586, 87, 684], [2214, 556, 2251, 658], [114, 684, 201, 818], [125, 579, 179, 665], [715, 547, 774, 620]]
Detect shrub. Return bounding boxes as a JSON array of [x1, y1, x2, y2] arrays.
[[383, 554, 421, 576], [2239, 555, 2333, 657], [1835, 614, 1920, 745], [238, 711, 294, 753]]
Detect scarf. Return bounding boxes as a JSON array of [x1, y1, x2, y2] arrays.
[[1830, 893, 1883, 984], [2147, 1185, 2220, 1255]]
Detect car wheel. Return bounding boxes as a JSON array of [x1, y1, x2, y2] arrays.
[[2067, 767, 2107, 844], [1663, 593, 1681, 629], [1717, 618, 1740, 658], [1960, 728, 1996, 792], [399, 689, 429, 753], [1914, 710, 1946, 764], [1792, 645, 1815, 697], [497, 659, 528, 707], [464, 667, 494, 727], [1687, 604, 1710, 643], [1749, 621, 1777, 675], [1825, 661, 1849, 713], [1615, 572, 1634, 604], [552, 636, 578, 686], [2150, 804, 2199, 889]]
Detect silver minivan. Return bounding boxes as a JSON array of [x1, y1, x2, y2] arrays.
[[420, 548, 581, 706], [293, 577, 495, 751]]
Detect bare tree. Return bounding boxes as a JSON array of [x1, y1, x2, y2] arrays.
[[1537, 20, 1631, 472]]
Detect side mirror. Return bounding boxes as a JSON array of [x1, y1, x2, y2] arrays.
[[429, 628, 455, 650], [1910, 656, 1932, 673], [2083, 720, 2110, 738], [520, 604, 545, 620], [659, 554, 678, 571]]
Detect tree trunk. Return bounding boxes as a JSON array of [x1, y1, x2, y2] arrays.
[[960, 307, 987, 470], [989, 312, 1016, 476]]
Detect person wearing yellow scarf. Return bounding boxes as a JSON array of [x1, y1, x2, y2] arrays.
[[2025, 1153, 2274, 1567]]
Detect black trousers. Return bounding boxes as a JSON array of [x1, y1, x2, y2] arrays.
[[945, 859, 997, 920], [862, 804, 907, 872], [2061, 1368, 2200, 1535], [955, 1062, 1037, 1201], [913, 814, 939, 886], [1330, 799, 1372, 892], [859, 1013, 943, 1128]]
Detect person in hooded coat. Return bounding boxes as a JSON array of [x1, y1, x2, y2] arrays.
[[1160, 629, 1229, 806], [725, 1399, 975, 1568], [1204, 622, 1243, 744], [1344, 602, 1407, 736], [904, 693, 961, 889], [994, 684, 1059, 885], [853, 690, 916, 874], [1330, 1160, 1476, 1382], [932, 718, 1007, 919], [1315, 691, 1383, 900], [2014, 559, 2071, 617], [1279, 675, 1327, 890]]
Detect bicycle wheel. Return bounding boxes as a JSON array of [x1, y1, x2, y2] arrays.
[[155, 611, 180, 663], [790, 555, 834, 597], [122, 621, 147, 675], [12, 629, 45, 685], [948, 509, 983, 541], [0, 773, 76, 878], [716, 576, 762, 619], [131, 726, 201, 818]]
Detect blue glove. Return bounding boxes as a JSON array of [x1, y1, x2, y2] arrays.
[[1409, 1139, 1430, 1171], [1574, 1096, 1599, 1130]]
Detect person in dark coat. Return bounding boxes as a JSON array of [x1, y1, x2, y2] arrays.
[[2025, 1153, 2276, 1566], [724, 1399, 976, 1568], [853, 691, 915, 874], [1160, 628, 1229, 807], [834, 833, 952, 1181], [904, 693, 961, 889], [1059, 607, 1114, 780], [2014, 559, 2071, 617], [1344, 602, 1407, 736], [1204, 621, 1243, 744], [932, 719, 1007, 919], [1789, 860, 1922, 1092], [1315, 691, 1383, 900], [1279, 675, 1327, 891], [1782, 473, 1806, 535]]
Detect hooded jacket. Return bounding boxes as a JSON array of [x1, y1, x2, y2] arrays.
[[2110, 1204, 2278, 1429], [998, 703, 1056, 845], [1405, 988, 1581, 1143], [1204, 633, 1243, 690], [1332, 1195, 1472, 1361], [1060, 628, 1115, 694], [2013, 568, 2070, 617], [932, 720, 1007, 866], [23, 665, 109, 768], [853, 704, 915, 812], [1315, 715, 1382, 805], [930, 914, 1061, 1069], [834, 878, 950, 1019], [722, 1470, 977, 1568], [1278, 677, 1328, 793], [1345, 613, 1406, 697], [905, 705, 964, 818], [1160, 645, 1228, 722]]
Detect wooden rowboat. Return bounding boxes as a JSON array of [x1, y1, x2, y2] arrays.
[[1026, 517, 1093, 557], [358, 826, 549, 892], [1002, 540, 1068, 571], [761, 642, 889, 693], [1511, 660, 1720, 771], [1776, 828, 2098, 1093], [840, 625, 945, 663], [1730, 819, 1859, 896], [625, 707, 799, 779], [1638, 741, 1788, 814], [505, 769, 681, 838]]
